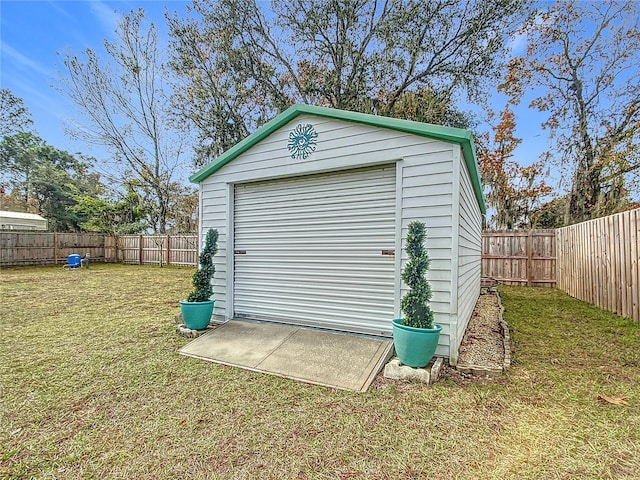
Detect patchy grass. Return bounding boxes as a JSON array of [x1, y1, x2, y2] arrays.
[[1, 266, 639, 479]]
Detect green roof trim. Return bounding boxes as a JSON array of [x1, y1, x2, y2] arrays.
[[190, 104, 486, 213]]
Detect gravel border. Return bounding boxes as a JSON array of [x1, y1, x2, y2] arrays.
[[456, 291, 511, 378]]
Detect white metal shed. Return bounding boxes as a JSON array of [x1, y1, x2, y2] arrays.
[[191, 105, 485, 363], [0, 211, 48, 231]]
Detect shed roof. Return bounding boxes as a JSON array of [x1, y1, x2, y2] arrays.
[[190, 104, 486, 213], [0, 210, 46, 221]]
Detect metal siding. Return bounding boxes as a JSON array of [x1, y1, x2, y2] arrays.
[[233, 165, 396, 336], [199, 115, 462, 358], [399, 151, 455, 357], [454, 154, 483, 363]]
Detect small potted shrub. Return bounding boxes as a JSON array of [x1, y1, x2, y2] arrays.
[[180, 229, 218, 330], [392, 221, 442, 367]]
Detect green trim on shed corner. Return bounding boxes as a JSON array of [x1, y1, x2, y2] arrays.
[[190, 104, 486, 213]]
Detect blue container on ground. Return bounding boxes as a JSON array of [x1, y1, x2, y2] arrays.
[[68, 254, 82, 268]]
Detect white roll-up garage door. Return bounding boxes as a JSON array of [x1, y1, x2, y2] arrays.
[[233, 164, 396, 336]]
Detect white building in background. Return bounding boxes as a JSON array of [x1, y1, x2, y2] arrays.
[[0, 211, 48, 231]]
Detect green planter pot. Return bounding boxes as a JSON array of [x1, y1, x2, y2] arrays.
[[180, 300, 215, 330], [392, 318, 442, 368]]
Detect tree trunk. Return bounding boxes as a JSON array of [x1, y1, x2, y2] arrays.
[[567, 158, 602, 225]]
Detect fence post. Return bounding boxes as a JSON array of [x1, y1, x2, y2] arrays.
[[165, 235, 169, 266], [526, 231, 533, 287], [54, 232, 58, 265], [138, 235, 143, 265]]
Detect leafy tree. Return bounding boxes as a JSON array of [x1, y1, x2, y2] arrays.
[[168, 0, 528, 166], [122, 177, 198, 234], [0, 132, 102, 231], [476, 108, 552, 230], [0, 132, 46, 204], [529, 196, 568, 229], [0, 189, 26, 212], [31, 162, 99, 232], [0, 89, 33, 137], [379, 88, 475, 129], [501, 0, 640, 225], [72, 182, 148, 234], [59, 9, 188, 233]]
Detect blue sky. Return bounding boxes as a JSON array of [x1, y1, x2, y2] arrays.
[[1, 1, 189, 161], [1, 0, 549, 186]]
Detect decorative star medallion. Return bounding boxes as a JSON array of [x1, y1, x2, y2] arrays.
[[287, 123, 318, 160]]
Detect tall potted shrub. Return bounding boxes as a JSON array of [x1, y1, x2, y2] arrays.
[[392, 221, 442, 367], [180, 229, 218, 330]]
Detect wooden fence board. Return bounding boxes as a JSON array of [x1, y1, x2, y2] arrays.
[[633, 219, 636, 319], [116, 235, 199, 266], [556, 209, 639, 322], [0, 232, 109, 266], [481, 230, 556, 287], [4, 214, 637, 323], [1, 233, 198, 267]]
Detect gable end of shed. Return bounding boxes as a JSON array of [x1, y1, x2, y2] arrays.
[[190, 105, 485, 214]]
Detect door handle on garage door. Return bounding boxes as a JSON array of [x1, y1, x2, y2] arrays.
[[234, 250, 247, 255], [381, 249, 395, 256]]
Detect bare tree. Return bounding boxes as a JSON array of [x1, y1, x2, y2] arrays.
[[59, 9, 188, 233], [502, 0, 640, 224]]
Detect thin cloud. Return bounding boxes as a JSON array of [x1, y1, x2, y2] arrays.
[[45, 1, 74, 20], [0, 42, 52, 77], [89, 1, 122, 38]]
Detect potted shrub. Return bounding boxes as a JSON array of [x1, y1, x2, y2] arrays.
[[392, 221, 442, 367], [180, 229, 218, 330]]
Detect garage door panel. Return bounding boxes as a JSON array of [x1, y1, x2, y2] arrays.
[[236, 184, 395, 203], [236, 246, 393, 254], [237, 207, 394, 219], [234, 265, 394, 279], [235, 213, 396, 229], [235, 290, 395, 309], [235, 300, 394, 323], [236, 271, 394, 286], [234, 254, 394, 263], [234, 165, 396, 336], [235, 169, 394, 196], [235, 204, 395, 224], [236, 223, 395, 239], [235, 283, 392, 298], [237, 228, 395, 243], [238, 221, 395, 232], [236, 236, 394, 247]]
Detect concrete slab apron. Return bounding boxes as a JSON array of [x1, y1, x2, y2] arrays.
[[178, 320, 393, 392]]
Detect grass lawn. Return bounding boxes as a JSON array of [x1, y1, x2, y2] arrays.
[[1, 264, 639, 479]]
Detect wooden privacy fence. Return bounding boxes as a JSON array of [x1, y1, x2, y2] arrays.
[[0, 232, 114, 266], [2, 211, 637, 322], [115, 235, 198, 266], [0, 233, 198, 267], [481, 230, 556, 287], [556, 209, 639, 322]]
